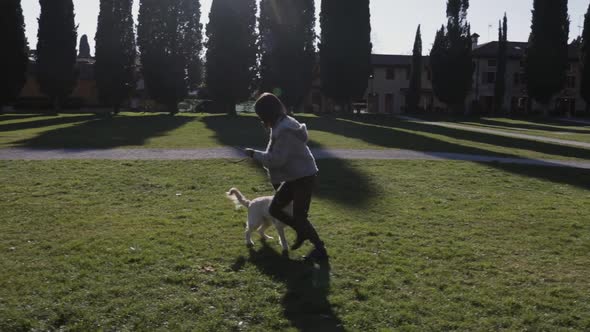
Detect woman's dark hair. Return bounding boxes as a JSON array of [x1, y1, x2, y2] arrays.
[[255, 93, 286, 125]]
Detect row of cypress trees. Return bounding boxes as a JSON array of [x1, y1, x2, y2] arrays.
[[205, 0, 372, 115], [3, 0, 590, 115], [0, 0, 372, 115]]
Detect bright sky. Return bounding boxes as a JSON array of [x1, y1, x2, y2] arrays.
[[22, 0, 590, 56]]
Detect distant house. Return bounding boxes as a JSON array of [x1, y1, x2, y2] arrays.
[[471, 39, 583, 115], [18, 51, 99, 109], [307, 35, 586, 115], [364, 54, 445, 114]]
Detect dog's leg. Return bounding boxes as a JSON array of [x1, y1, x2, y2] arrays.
[[245, 222, 255, 248], [276, 224, 289, 254], [258, 222, 274, 240]]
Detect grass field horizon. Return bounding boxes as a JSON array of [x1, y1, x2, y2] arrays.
[[2, 113, 590, 163]]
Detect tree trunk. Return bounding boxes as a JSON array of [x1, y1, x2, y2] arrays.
[[51, 97, 61, 116], [541, 102, 551, 117], [168, 102, 178, 115], [227, 101, 237, 116], [451, 102, 465, 115]]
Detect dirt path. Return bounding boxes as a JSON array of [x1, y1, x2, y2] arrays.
[[1, 147, 590, 169]]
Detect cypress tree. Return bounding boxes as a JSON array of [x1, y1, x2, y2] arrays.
[[320, 0, 372, 112], [580, 3, 590, 114], [259, 0, 316, 111], [138, 0, 195, 114], [429, 0, 473, 114], [406, 25, 422, 113], [0, 0, 28, 113], [36, 0, 78, 113], [525, 0, 569, 115], [494, 13, 508, 114], [95, 0, 136, 114], [180, 0, 203, 89], [206, 0, 258, 115], [79, 34, 91, 58]]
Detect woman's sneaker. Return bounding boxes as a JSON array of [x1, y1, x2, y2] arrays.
[[303, 245, 328, 261], [290, 233, 307, 251]]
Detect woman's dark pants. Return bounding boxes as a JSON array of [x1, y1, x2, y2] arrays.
[[269, 175, 323, 248]]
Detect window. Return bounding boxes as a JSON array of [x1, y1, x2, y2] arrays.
[[513, 73, 525, 85], [386, 68, 395, 80], [567, 76, 576, 88], [568, 63, 575, 72], [406, 68, 411, 80], [426, 67, 432, 81], [483, 72, 495, 84], [488, 59, 497, 67]]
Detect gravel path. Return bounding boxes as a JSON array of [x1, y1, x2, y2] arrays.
[[1, 147, 590, 169], [398, 116, 590, 149]]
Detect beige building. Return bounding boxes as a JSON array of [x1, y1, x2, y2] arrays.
[[364, 54, 444, 114], [471, 39, 584, 115], [309, 37, 586, 115]]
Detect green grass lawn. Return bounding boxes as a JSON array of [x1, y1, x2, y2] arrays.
[[1, 160, 589, 330], [2, 113, 590, 162]]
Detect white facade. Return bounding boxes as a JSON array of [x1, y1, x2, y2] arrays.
[[364, 58, 445, 114], [470, 41, 586, 114]]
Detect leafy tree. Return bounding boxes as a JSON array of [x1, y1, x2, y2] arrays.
[[95, 0, 136, 114], [206, 0, 258, 115], [320, 0, 372, 111], [259, 0, 316, 111], [580, 3, 590, 114], [406, 25, 422, 113], [430, 0, 473, 114], [525, 0, 569, 115], [180, 0, 203, 89], [138, 0, 203, 114], [0, 0, 28, 113], [36, 0, 78, 113], [78, 34, 91, 58], [494, 13, 508, 114]]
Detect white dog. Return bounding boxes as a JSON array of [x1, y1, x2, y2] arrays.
[[226, 187, 292, 253]]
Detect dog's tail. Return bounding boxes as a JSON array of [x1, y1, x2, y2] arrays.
[[226, 187, 251, 209]]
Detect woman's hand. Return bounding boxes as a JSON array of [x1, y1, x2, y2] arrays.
[[244, 148, 255, 158]]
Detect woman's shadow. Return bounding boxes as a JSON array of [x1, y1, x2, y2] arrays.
[[233, 243, 345, 331]]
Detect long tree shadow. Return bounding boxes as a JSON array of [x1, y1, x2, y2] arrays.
[[457, 118, 590, 134], [0, 115, 97, 132], [244, 243, 345, 332], [309, 116, 590, 160], [201, 114, 269, 148], [313, 144, 378, 208], [14, 114, 195, 149], [305, 115, 590, 190], [202, 115, 378, 207], [0, 114, 46, 122], [401, 121, 590, 160]]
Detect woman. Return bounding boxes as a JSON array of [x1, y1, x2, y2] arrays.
[[245, 93, 327, 260]]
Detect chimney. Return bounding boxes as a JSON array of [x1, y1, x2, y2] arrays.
[[471, 33, 480, 49]]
